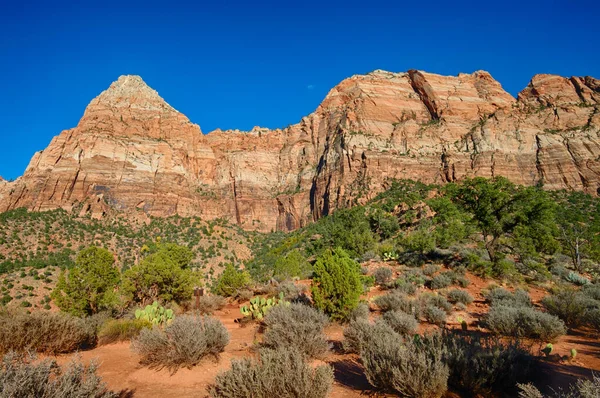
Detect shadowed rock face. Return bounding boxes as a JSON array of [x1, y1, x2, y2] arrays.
[[1, 70, 599, 231]]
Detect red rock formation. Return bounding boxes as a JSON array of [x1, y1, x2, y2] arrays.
[[1, 70, 599, 231]]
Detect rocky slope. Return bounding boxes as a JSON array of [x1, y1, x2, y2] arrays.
[[1, 70, 599, 231]]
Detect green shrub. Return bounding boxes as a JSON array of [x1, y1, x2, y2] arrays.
[[0, 352, 117, 398], [0, 311, 96, 354], [447, 289, 474, 305], [382, 310, 418, 335], [373, 267, 393, 286], [212, 264, 251, 298], [132, 315, 229, 370], [424, 306, 447, 326], [361, 331, 449, 397], [273, 250, 312, 281], [262, 303, 329, 359], [208, 348, 334, 398], [123, 243, 200, 304], [311, 248, 363, 320], [374, 292, 420, 317], [98, 318, 152, 345], [484, 306, 566, 341], [51, 246, 121, 316]]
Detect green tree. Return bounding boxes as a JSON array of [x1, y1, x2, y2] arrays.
[[427, 196, 470, 248], [123, 242, 200, 304], [311, 247, 363, 320], [305, 207, 375, 258], [367, 208, 400, 240], [51, 246, 120, 316], [448, 177, 558, 274], [213, 264, 251, 297], [553, 191, 600, 271], [273, 249, 311, 281]]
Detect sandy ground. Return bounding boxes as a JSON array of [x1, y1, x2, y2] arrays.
[[55, 267, 600, 398]]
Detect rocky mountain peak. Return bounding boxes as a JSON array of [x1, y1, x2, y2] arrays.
[[84, 75, 178, 115], [1, 69, 598, 231]]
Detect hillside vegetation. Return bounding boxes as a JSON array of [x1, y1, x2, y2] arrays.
[[1, 177, 599, 397]]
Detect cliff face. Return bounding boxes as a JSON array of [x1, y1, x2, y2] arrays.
[[1, 70, 599, 232]]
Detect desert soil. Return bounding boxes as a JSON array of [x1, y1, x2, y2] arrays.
[[55, 268, 600, 398]]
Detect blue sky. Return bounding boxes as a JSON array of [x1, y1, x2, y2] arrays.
[[1, 0, 599, 180]]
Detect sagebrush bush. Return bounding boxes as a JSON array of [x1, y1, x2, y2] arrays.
[[98, 318, 152, 345], [0, 311, 96, 354], [430, 274, 452, 290], [0, 352, 117, 398], [518, 373, 600, 398], [374, 292, 420, 317], [484, 287, 532, 308], [542, 289, 600, 329], [373, 267, 393, 286], [382, 310, 418, 335], [582, 284, 600, 301], [447, 289, 474, 305], [424, 305, 447, 326], [586, 308, 600, 330], [195, 295, 227, 315], [394, 279, 418, 295], [342, 319, 396, 354], [132, 315, 229, 370], [440, 332, 534, 394], [423, 264, 440, 276], [276, 282, 308, 302], [361, 331, 449, 397], [420, 293, 453, 314], [484, 306, 566, 341], [347, 301, 370, 321], [262, 303, 329, 358], [208, 348, 334, 398]]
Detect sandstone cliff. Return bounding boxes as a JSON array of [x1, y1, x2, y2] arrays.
[[1, 70, 599, 231]]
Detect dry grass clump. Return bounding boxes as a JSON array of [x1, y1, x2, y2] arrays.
[[0, 311, 96, 355], [98, 318, 152, 345]]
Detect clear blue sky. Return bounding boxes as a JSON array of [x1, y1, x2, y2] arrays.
[[1, 0, 599, 180]]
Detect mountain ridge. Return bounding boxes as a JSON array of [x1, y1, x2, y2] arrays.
[[1, 69, 599, 232]]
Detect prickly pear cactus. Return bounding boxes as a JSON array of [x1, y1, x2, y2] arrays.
[[240, 292, 290, 320], [135, 301, 174, 326], [542, 343, 553, 357]]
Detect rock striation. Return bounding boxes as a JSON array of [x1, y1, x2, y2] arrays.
[[1, 70, 599, 231]]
